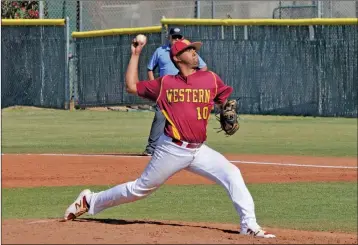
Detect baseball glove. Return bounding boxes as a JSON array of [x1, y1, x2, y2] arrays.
[[215, 99, 240, 136]]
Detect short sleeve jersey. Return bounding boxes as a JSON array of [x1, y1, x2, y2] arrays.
[[136, 71, 233, 143]]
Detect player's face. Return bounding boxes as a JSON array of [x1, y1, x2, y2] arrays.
[[169, 35, 183, 46], [177, 47, 199, 68]]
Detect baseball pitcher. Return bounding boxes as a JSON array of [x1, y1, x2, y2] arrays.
[[63, 37, 275, 239]]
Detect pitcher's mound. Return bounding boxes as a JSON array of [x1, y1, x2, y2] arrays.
[[2, 219, 357, 244]]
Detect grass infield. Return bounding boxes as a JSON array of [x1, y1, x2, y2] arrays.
[[2, 183, 357, 233], [2, 107, 357, 156]]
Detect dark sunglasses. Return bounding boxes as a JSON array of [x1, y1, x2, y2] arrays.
[[171, 35, 183, 40]]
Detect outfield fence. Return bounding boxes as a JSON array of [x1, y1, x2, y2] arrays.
[[72, 26, 164, 107], [1, 19, 70, 109], [1, 17, 357, 117], [72, 18, 357, 117], [162, 18, 358, 117]]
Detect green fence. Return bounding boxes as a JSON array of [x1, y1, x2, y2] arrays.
[[72, 26, 163, 107], [72, 18, 357, 117], [2, 18, 357, 118], [1, 19, 69, 109], [161, 18, 357, 117]]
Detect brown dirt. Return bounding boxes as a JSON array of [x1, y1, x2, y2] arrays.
[[2, 153, 357, 244]]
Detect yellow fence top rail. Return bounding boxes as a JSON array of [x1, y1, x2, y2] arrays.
[[161, 18, 358, 26], [72, 25, 162, 38], [1, 19, 65, 26]]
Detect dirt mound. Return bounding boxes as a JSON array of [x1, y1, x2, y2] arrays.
[[2, 219, 357, 244]]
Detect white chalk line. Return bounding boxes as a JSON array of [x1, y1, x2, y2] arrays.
[[27, 220, 58, 224], [3, 153, 145, 158], [230, 160, 357, 169], [3, 153, 357, 169]]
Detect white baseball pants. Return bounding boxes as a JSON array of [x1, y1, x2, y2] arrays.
[[87, 134, 260, 230]]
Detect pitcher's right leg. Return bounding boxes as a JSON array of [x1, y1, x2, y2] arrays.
[[64, 135, 194, 220], [87, 177, 157, 215]]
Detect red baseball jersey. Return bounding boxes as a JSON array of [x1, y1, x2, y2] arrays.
[[136, 71, 233, 143]]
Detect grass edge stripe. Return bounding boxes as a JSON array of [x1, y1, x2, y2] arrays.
[[1, 19, 65, 26], [72, 25, 162, 38], [160, 18, 358, 26], [3, 153, 356, 169], [231, 160, 358, 169]]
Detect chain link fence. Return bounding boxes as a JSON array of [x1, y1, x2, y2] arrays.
[[41, 0, 356, 101], [2, 25, 68, 109], [42, 1, 357, 31], [164, 23, 357, 117], [80, 1, 196, 30], [72, 23, 357, 117], [44, 1, 77, 32], [271, 1, 358, 19], [74, 32, 161, 108]]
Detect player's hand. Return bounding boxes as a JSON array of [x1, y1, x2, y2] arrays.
[[131, 38, 146, 56]]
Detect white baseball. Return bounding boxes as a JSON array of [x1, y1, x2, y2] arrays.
[[136, 34, 147, 44]]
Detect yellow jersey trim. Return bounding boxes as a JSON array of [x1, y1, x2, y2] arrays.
[[209, 71, 218, 99], [161, 110, 181, 140], [156, 75, 167, 104]]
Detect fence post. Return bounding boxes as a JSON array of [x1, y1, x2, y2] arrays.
[[212, 1, 215, 18], [244, 25, 248, 40], [195, 1, 200, 18], [62, 0, 67, 18], [79, 1, 83, 31], [39, 1, 44, 18], [76, 1, 83, 31], [317, 0, 323, 18], [312, 25, 323, 116], [309, 25, 315, 40], [70, 40, 77, 110], [40, 24, 45, 106], [329, 0, 333, 18], [65, 17, 70, 110], [317, 56, 323, 116], [279, 1, 282, 19], [161, 16, 166, 45]]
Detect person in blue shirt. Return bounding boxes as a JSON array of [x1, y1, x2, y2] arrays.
[[143, 27, 208, 156]]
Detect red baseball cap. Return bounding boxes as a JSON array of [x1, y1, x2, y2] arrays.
[[170, 39, 202, 57]]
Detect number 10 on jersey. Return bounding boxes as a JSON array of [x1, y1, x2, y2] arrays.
[[196, 106, 210, 120]]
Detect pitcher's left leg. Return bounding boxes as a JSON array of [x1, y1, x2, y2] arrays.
[[187, 145, 275, 238]]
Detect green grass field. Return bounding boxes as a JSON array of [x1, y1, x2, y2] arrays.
[[2, 107, 357, 156], [2, 183, 357, 233], [2, 107, 357, 233]]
